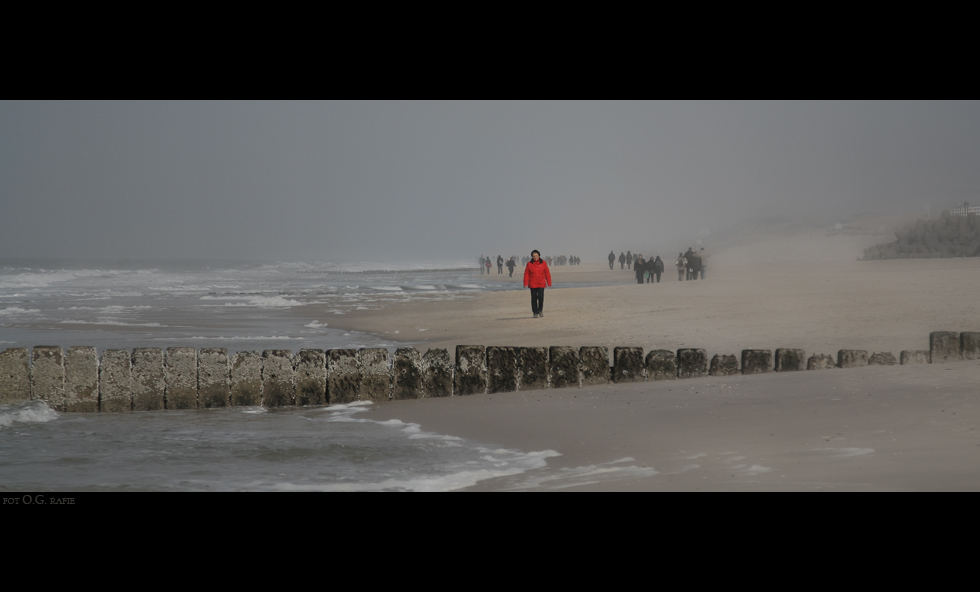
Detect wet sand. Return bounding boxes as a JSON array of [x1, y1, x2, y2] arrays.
[[370, 362, 980, 491]]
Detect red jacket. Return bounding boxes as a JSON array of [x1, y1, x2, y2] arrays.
[[523, 259, 552, 288]]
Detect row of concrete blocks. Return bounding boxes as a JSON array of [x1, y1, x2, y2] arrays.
[[1, 331, 976, 411]]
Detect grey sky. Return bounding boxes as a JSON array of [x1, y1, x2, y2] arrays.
[[2, 100, 979, 261]]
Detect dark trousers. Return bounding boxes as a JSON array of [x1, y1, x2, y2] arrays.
[[530, 288, 544, 314], [654, 271, 661, 283]]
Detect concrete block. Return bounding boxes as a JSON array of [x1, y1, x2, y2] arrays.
[[198, 348, 230, 408], [295, 349, 327, 406], [132, 348, 165, 411], [775, 348, 806, 372], [392, 348, 423, 400], [166, 347, 198, 409], [549, 346, 579, 389], [741, 350, 773, 375], [65, 346, 98, 412], [99, 349, 132, 412], [31, 346, 64, 410], [487, 346, 518, 394], [868, 352, 897, 366], [676, 349, 707, 379], [900, 350, 930, 365], [709, 354, 739, 376], [518, 347, 549, 390], [327, 349, 360, 404], [579, 346, 609, 386], [262, 350, 294, 407], [422, 348, 453, 397], [230, 351, 262, 406], [807, 354, 836, 370], [0, 348, 30, 405], [454, 345, 487, 396], [645, 350, 677, 381], [358, 348, 391, 402], [960, 332, 980, 360], [613, 347, 644, 383], [838, 349, 868, 368], [930, 331, 960, 363]]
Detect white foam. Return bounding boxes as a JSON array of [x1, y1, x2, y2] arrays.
[[372, 286, 403, 291], [0, 400, 60, 428], [0, 307, 41, 315], [180, 335, 304, 341], [304, 320, 328, 328]]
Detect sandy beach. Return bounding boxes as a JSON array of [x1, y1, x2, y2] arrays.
[[306, 228, 979, 360], [295, 218, 980, 491]]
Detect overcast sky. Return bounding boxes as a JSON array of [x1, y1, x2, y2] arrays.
[[2, 100, 978, 262]]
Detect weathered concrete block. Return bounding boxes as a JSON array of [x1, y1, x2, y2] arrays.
[[65, 346, 98, 412], [741, 350, 772, 375], [960, 332, 980, 361], [262, 350, 294, 407], [775, 348, 806, 372], [0, 348, 31, 405], [868, 352, 897, 366], [518, 347, 549, 390], [454, 345, 487, 396], [645, 350, 677, 381], [930, 331, 961, 363], [99, 349, 132, 412], [676, 349, 707, 379], [487, 346, 518, 394], [549, 346, 579, 389], [165, 347, 198, 409], [230, 351, 262, 406], [392, 348, 422, 400], [422, 348, 453, 397], [132, 348, 165, 411], [709, 354, 739, 376], [838, 349, 868, 368], [31, 346, 64, 409], [900, 350, 930, 365], [613, 347, 644, 383], [358, 348, 391, 402], [327, 349, 360, 404], [807, 354, 836, 370], [295, 349, 327, 406], [198, 348, 230, 408], [579, 346, 609, 386]]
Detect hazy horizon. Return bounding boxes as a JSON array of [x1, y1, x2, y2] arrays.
[[3, 100, 979, 262]]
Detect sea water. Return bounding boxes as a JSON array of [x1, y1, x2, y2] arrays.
[[0, 257, 612, 491]]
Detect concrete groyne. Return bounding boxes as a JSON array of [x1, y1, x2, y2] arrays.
[[1, 331, 978, 411]]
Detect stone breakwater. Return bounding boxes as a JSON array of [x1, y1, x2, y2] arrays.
[[2, 332, 978, 411], [863, 210, 980, 259]]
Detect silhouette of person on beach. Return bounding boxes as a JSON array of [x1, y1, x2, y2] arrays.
[[619, 252, 626, 269], [497, 255, 503, 274], [506, 257, 516, 277], [608, 251, 616, 270], [626, 251, 633, 270], [479, 256, 486, 274]]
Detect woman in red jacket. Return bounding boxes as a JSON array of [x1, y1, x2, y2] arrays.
[[523, 250, 552, 318]]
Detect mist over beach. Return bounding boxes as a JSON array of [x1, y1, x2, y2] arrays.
[[2, 101, 979, 491]]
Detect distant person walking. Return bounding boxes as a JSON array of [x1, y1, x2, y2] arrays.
[[485, 257, 492, 275], [699, 248, 708, 279], [506, 257, 516, 277], [675, 253, 686, 281], [497, 255, 504, 274], [523, 250, 552, 318], [619, 252, 626, 269], [688, 250, 702, 280], [626, 251, 633, 270], [608, 251, 616, 270], [479, 256, 486, 274], [634, 255, 646, 284], [653, 256, 664, 283]]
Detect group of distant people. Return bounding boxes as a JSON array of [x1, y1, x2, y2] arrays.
[[674, 247, 708, 281], [479, 254, 578, 277], [607, 248, 708, 283]]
